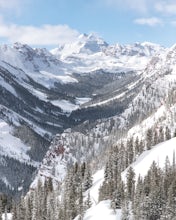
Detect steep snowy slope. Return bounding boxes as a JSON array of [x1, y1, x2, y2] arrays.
[[122, 137, 176, 180], [0, 43, 78, 88], [80, 200, 121, 220], [74, 137, 176, 220]]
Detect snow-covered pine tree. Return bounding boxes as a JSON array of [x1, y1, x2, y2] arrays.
[[127, 137, 134, 164], [85, 192, 92, 210], [146, 128, 153, 150], [132, 175, 143, 220], [165, 126, 171, 141], [83, 165, 93, 192], [159, 126, 164, 143], [24, 196, 32, 220], [126, 167, 135, 200]]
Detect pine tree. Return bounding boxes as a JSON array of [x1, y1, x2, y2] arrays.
[[159, 126, 164, 143], [121, 198, 130, 220], [78, 185, 84, 218], [134, 136, 140, 158], [25, 196, 32, 220], [147, 185, 165, 220], [18, 196, 26, 220], [165, 177, 176, 219], [4, 206, 7, 220], [127, 138, 134, 164], [126, 167, 135, 200], [32, 192, 38, 220], [139, 140, 144, 154], [85, 192, 92, 210], [47, 177, 53, 193], [0, 199, 2, 220], [12, 202, 18, 220], [83, 166, 93, 191], [146, 128, 153, 150], [165, 126, 171, 141], [153, 129, 158, 146]]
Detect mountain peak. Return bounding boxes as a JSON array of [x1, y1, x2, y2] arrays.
[[13, 42, 34, 52], [51, 33, 108, 58]]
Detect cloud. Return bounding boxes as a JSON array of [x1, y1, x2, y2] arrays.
[[155, 1, 176, 15], [134, 17, 163, 26], [0, 0, 20, 9], [0, 21, 80, 46], [170, 21, 176, 26], [102, 0, 176, 16]]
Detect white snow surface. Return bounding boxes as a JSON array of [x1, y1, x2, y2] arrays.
[[89, 169, 104, 204], [81, 200, 121, 220], [75, 169, 122, 220], [0, 119, 39, 166], [88, 92, 126, 107], [51, 35, 164, 73], [81, 138, 176, 220], [2, 213, 12, 220], [51, 97, 91, 112], [51, 100, 79, 112], [122, 137, 176, 180]]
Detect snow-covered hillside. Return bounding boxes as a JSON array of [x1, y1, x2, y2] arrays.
[[122, 137, 176, 180], [77, 137, 176, 220], [80, 200, 121, 220]]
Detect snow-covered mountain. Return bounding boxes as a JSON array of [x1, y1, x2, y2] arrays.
[[29, 39, 170, 185], [51, 33, 108, 57], [26, 39, 176, 219], [0, 34, 167, 199], [51, 33, 164, 73]]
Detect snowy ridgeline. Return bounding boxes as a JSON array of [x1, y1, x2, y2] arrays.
[[77, 137, 176, 220]]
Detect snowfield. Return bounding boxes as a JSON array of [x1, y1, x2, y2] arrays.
[[0, 119, 30, 161], [122, 137, 176, 180], [83, 200, 121, 220], [2, 213, 12, 220], [0, 119, 39, 167]]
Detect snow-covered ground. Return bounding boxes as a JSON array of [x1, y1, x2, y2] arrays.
[[80, 137, 176, 220], [51, 100, 79, 112], [122, 137, 176, 180], [0, 119, 30, 160], [2, 213, 12, 220], [74, 169, 122, 220], [83, 200, 121, 220], [88, 169, 104, 204], [0, 119, 39, 166]]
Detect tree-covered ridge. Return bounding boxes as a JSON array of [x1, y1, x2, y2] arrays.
[[6, 123, 176, 220]]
